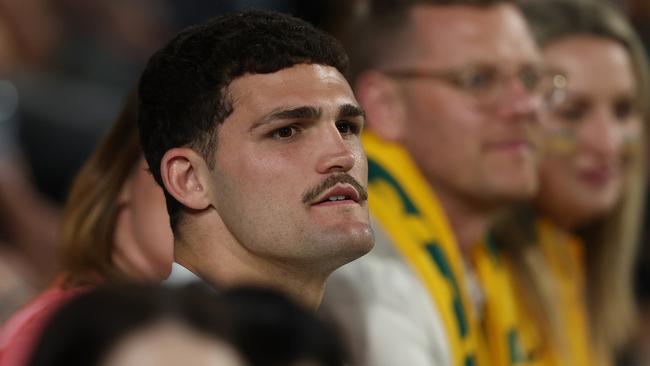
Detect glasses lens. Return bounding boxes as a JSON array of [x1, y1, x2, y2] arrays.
[[519, 67, 542, 92], [459, 66, 498, 94]]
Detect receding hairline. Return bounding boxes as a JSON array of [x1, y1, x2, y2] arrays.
[[342, 0, 519, 80]]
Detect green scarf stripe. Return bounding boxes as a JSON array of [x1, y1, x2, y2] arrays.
[[368, 159, 419, 215], [484, 233, 501, 265], [508, 329, 526, 363], [367, 155, 478, 361], [426, 243, 469, 338], [465, 355, 477, 366]]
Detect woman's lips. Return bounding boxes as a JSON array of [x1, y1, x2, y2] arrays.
[[578, 167, 617, 187]]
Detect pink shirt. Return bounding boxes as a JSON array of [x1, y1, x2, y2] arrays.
[[0, 277, 88, 366]]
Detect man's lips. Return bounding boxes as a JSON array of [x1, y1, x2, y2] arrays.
[[485, 139, 533, 152], [310, 184, 361, 205], [302, 173, 368, 205]]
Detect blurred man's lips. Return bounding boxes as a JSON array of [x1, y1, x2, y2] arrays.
[[486, 139, 532, 152], [311, 184, 361, 206]]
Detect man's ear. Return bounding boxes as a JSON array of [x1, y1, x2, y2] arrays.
[[355, 70, 408, 142], [160, 148, 212, 211]]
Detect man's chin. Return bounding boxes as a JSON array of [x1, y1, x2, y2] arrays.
[[492, 175, 538, 201], [314, 222, 374, 267], [472, 184, 537, 209]]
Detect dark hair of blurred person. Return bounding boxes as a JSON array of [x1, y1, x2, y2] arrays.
[[492, 0, 649, 363], [0, 91, 174, 366], [28, 283, 345, 366]]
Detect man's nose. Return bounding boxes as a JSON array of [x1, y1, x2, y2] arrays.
[[495, 76, 541, 121], [316, 126, 356, 174]]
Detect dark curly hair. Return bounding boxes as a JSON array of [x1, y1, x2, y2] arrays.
[[138, 10, 349, 230]]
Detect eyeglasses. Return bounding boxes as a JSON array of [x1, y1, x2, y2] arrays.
[[382, 64, 566, 107]]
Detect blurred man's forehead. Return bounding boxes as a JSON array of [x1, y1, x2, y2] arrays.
[[404, 3, 539, 67]]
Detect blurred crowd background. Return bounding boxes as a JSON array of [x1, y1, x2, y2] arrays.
[[1, 0, 650, 365], [0, 0, 342, 315]]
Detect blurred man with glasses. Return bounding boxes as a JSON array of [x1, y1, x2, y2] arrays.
[[321, 1, 565, 365]]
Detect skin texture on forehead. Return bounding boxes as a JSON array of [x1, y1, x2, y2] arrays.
[[543, 36, 635, 99], [228, 65, 359, 120], [392, 3, 540, 69]]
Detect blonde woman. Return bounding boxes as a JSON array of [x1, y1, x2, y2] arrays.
[[494, 1, 648, 364], [0, 92, 174, 366]]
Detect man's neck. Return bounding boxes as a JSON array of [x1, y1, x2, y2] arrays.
[[434, 187, 497, 260], [173, 218, 328, 310]]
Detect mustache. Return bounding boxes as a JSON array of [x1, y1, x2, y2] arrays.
[[302, 173, 368, 204]]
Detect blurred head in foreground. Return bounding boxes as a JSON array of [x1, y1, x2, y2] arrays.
[[28, 284, 345, 366]]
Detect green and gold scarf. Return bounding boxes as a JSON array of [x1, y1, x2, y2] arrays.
[[364, 132, 587, 365]]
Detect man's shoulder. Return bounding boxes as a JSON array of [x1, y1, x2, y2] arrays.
[[329, 221, 409, 280], [324, 219, 429, 307], [321, 221, 452, 366]]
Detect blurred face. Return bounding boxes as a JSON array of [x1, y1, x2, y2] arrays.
[[210, 64, 373, 272], [536, 36, 642, 228], [389, 4, 542, 208], [113, 157, 174, 280], [101, 321, 243, 366]]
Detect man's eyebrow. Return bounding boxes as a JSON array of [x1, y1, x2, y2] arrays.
[[338, 104, 365, 123], [251, 106, 322, 130]]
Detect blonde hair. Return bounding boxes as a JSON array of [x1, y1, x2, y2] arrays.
[[60, 91, 142, 286], [497, 0, 649, 361]]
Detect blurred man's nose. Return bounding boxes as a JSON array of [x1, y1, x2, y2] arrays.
[[496, 76, 541, 122]]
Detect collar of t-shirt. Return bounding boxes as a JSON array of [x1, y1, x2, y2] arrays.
[[164, 262, 202, 285]]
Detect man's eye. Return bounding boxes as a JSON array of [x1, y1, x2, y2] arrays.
[[336, 121, 359, 136], [519, 67, 542, 92], [271, 126, 297, 139], [461, 68, 496, 91]]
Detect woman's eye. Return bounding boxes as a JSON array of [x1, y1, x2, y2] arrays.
[[558, 106, 586, 121], [554, 99, 588, 122], [461, 68, 497, 92], [272, 126, 297, 139], [613, 99, 634, 121]]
